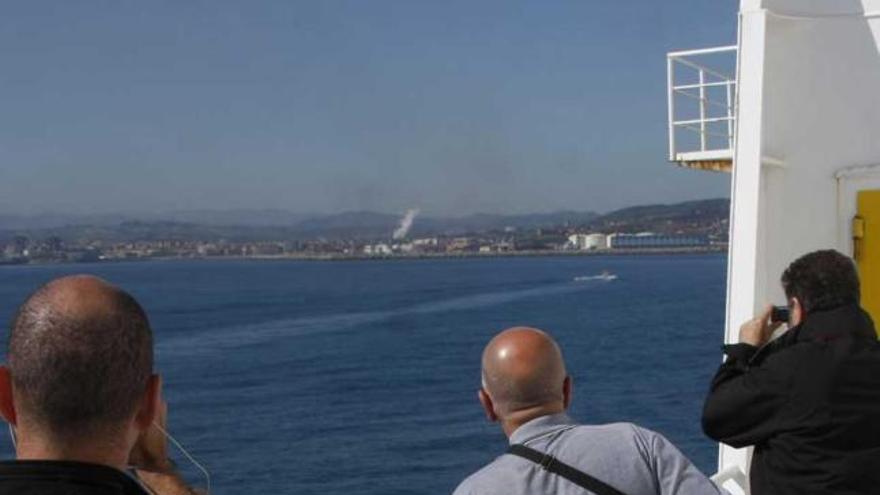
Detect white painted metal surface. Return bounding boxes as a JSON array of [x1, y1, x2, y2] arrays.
[[710, 465, 750, 495], [676, 150, 734, 163]]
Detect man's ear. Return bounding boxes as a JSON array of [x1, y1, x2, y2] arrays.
[[790, 297, 804, 326], [0, 366, 16, 426], [135, 374, 161, 432], [478, 388, 498, 422], [562, 376, 572, 409]]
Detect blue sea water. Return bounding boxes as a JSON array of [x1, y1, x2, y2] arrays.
[[0, 255, 726, 494]]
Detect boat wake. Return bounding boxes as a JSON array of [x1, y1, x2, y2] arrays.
[[158, 281, 605, 357]]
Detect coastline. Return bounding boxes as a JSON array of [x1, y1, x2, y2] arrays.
[[246, 245, 727, 262], [2, 245, 727, 267]]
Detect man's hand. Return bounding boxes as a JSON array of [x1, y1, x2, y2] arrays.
[[129, 399, 173, 473], [129, 400, 201, 494], [739, 305, 784, 347], [136, 470, 201, 495]]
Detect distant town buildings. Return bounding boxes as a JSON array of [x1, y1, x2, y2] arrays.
[[567, 232, 712, 250], [446, 237, 477, 253], [567, 233, 609, 251], [363, 243, 392, 256], [607, 233, 709, 248], [3, 236, 28, 258], [0, 227, 723, 266]]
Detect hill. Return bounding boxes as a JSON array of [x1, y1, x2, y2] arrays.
[[585, 198, 729, 237]]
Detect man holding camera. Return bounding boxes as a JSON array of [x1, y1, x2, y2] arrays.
[[702, 250, 880, 495]]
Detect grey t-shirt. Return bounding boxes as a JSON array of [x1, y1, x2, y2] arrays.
[[453, 414, 722, 495]]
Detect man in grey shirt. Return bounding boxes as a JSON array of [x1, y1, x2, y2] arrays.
[[453, 327, 723, 495]]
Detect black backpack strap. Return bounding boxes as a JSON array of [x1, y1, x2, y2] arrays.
[[507, 444, 628, 495]]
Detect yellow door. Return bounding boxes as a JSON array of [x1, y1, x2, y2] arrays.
[[856, 190, 880, 332]]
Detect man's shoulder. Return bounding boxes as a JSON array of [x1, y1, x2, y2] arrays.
[[564, 422, 696, 472], [0, 460, 148, 495], [565, 421, 658, 446], [751, 332, 829, 368], [452, 455, 511, 495], [453, 423, 691, 495], [570, 421, 645, 433]]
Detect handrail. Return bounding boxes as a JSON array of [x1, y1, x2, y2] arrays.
[[677, 124, 733, 140], [674, 89, 733, 111], [666, 46, 738, 162], [675, 116, 734, 125], [667, 44, 738, 58], [675, 81, 735, 90], [669, 56, 733, 83]]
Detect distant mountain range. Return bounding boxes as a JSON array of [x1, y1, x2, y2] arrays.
[[0, 209, 312, 230], [0, 198, 729, 243]]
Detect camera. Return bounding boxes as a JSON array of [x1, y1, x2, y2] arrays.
[[771, 305, 790, 323]]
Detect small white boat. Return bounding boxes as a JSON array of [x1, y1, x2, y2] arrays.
[[573, 271, 617, 282]]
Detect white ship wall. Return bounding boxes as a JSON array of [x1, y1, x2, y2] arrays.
[[723, 0, 880, 478]]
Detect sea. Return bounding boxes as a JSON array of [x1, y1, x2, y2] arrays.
[[0, 254, 726, 494]]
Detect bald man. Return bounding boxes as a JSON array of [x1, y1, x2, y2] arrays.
[[0, 275, 196, 494], [453, 327, 723, 495]]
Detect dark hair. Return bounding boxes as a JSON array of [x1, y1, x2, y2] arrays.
[[8, 279, 153, 438], [781, 250, 860, 314]]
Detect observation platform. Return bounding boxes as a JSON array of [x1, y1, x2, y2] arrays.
[[666, 46, 737, 173]]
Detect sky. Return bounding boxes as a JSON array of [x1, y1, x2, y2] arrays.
[[0, 1, 738, 217]]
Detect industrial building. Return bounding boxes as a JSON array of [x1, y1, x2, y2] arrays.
[[607, 233, 708, 249], [567, 233, 608, 250]]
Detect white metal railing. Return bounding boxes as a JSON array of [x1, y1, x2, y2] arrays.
[[667, 45, 738, 161]]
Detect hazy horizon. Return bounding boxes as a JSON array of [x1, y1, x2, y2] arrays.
[[0, 2, 735, 217], [1, 196, 729, 221]]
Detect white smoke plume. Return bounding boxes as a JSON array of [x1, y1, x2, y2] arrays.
[[392, 208, 420, 240]]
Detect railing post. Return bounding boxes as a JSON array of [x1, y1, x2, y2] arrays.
[[726, 81, 734, 149], [667, 56, 676, 161], [699, 69, 707, 151]]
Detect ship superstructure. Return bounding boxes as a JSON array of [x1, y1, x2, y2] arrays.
[[667, 1, 880, 493]]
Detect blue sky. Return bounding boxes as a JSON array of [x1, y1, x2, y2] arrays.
[[0, 1, 737, 216]]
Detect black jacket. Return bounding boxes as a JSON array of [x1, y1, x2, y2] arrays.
[[702, 304, 880, 495], [0, 460, 148, 495]]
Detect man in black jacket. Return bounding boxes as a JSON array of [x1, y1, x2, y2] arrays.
[[703, 250, 880, 495]]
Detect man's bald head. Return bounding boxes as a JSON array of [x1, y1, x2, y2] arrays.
[[481, 327, 567, 416], [8, 275, 153, 440]]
